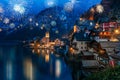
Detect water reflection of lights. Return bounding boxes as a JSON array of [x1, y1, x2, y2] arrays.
[[6, 61, 12, 80], [24, 59, 33, 80], [45, 54, 49, 62], [55, 59, 61, 78]]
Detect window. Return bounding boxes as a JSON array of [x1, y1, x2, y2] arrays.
[[81, 47, 83, 49]]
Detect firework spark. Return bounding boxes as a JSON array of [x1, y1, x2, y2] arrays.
[[96, 4, 104, 13]]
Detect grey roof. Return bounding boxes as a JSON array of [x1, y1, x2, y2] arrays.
[[73, 32, 91, 41]]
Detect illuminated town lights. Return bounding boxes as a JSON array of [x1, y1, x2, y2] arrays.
[[70, 47, 75, 54], [79, 18, 83, 21], [110, 37, 119, 42], [37, 44, 40, 48], [90, 8, 95, 13], [74, 25, 77, 33], [99, 49, 105, 54], [95, 23, 99, 29], [114, 29, 119, 34], [30, 43, 35, 46]]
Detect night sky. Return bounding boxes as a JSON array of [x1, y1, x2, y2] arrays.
[[0, 0, 102, 40], [0, 0, 101, 15]]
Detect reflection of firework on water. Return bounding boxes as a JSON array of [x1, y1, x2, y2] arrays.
[[64, 2, 74, 12], [35, 22, 39, 27], [96, 4, 104, 13]]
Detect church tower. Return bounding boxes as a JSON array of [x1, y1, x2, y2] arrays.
[[45, 32, 50, 38], [74, 25, 77, 33]]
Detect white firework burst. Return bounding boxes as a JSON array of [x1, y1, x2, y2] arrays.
[[9, 23, 15, 29], [64, 2, 74, 12], [45, 0, 58, 8], [3, 18, 10, 24], [96, 4, 104, 13], [13, 4, 25, 14], [0, 6, 4, 13], [7, 0, 33, 20], [35, 22, 39, 26], [29, 18, 33, 22]]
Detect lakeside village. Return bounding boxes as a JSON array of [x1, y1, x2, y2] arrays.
[[26, 17, 120, 75]]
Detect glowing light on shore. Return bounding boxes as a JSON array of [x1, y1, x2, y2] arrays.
[[114, 29, 119, 34]]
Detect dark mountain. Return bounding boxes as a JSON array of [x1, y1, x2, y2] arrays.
[[4, 6, 80, 41]]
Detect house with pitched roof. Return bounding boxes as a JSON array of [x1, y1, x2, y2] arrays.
[[71, 32, 91, 54]]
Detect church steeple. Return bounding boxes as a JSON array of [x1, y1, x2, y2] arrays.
[[45, 32, 49, 38], [74, 25, 77, 33]]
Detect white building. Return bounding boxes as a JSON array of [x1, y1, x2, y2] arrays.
[[71, 32, 91, 54]]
